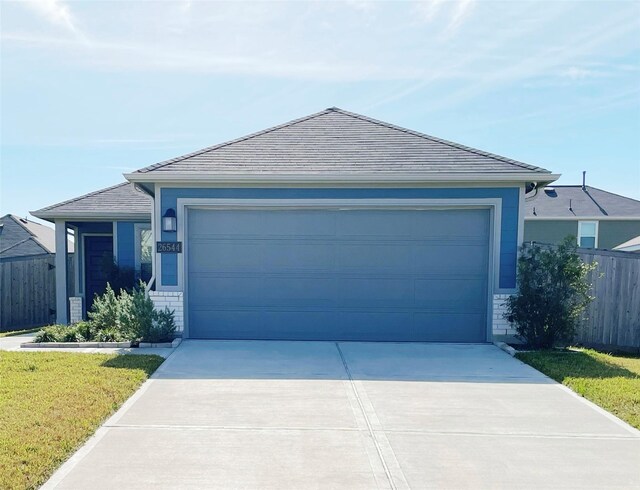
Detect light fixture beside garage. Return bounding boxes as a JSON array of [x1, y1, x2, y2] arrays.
[[162, 208, 177, 232]]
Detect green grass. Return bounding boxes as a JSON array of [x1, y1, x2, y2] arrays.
[[517, 348, 640, 430], [0, 352, 164, 489], [0, 327, 41, 338]]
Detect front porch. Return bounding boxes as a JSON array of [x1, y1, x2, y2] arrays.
[[54, 220, 152, 324]]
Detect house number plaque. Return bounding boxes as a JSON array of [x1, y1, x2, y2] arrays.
[[156, 241, 182, 254]]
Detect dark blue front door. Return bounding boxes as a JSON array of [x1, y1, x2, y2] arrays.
[[84, 235, 113, 314]]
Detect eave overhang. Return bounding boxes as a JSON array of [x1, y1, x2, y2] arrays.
[[124, 172, 561, 186]]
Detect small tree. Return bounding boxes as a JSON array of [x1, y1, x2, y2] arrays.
[[505, 237, 596, 349]]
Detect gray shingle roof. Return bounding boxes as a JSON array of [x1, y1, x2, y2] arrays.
[[132, 107, 553, 176], [0, 214, 73, 258], [526, 186, 640, 218], [32, 183, 152, 221]]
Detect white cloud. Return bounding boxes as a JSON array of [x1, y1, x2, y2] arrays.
[[414, 0, 446, 22], [21, 0, 79, 34], [344, 0, 375, 13], [561, 66, 596, 80], [447, 0, 476, 34], [414, 0, 476, 34]]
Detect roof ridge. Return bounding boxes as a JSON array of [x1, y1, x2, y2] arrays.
[[135, 108, 335, 174], [584, 186, 640, 204], [32, 182, 131, 214], [545, 185, 640, 203], [328, 107, 550, 173], [8, 214, 38, 238]]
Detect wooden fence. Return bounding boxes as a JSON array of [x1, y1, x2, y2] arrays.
[[575, 248, 640, 352], [0, 255, 74, 331]]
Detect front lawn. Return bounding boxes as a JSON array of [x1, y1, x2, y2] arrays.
[[517, 348, 640, 430], [0, 352, 164, 489]]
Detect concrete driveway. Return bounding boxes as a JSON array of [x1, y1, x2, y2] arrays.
[[45, 341, 640, 489]]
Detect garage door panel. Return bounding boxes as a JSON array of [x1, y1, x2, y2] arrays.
[[189, 275, 266, 306], [336, 211, 416, 238], [190, 242, 266, 271], [187, 208, 490, 342], [261, 242, 336, 271], [191, 209, 338, 238], [412, 312, 486, 342], [412, 209, 490, 238], [411, 244, 489, 273], [336, 243, 415, 272], [337, 278, 414, 307], [414, 278, 487, 309]]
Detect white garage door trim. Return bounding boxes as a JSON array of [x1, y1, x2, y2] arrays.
[[172, 198, 501, 340]]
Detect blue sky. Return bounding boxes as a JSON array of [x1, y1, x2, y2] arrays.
[[1, 0, 639, 221]]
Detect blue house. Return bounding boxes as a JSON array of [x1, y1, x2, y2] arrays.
[[33, 108, 558, 342]]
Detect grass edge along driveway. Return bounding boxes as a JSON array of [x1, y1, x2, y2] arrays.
[[517, 348, 640, 430], [0, 352, 164, 490]]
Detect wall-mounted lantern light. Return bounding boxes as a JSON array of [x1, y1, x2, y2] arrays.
[[162, 208, 177, 232]]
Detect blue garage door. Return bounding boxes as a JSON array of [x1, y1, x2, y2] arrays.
[[187, 208, 490, 342]]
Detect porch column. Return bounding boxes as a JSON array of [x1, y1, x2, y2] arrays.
[[55, 219, 68, 324]]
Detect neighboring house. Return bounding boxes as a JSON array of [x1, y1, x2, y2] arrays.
[[524, 184, 640, 249], [0, 214, 73, 329], [33, 107, 559, 342], [0, 214, 69, 259], [614, 235, 640, 253]]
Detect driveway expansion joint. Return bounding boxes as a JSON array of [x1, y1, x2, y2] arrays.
[[335, 342, 403, 490]]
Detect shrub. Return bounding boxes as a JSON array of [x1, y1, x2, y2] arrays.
[[35, 324, 87, 343], [505, 237, 596, 349], [145, 308, 176, 343], [123, 283, 156, 342], [35, 281, 176, 344], [88, 284, 120, 331], [74, 321, 95, 340], [35, 325, 69, 343], [93, 327, 128, 342]]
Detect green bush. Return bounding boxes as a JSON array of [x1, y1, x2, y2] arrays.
[[35, 325, 69, 343], [505, 237, 596, 349], [88, 284, 120, 331], [35, 281, 176, 344], [145, 307, 176, 343], [74, 321, 95, 340], [93, 327, 128, 342], [35, 324, 88, 343], [122, 284, 156, 342]]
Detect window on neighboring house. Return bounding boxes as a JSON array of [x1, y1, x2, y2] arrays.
[[578, 221, 598, 248], [135, 224, 153, 283]]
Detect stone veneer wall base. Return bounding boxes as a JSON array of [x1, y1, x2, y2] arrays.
[[69, 297, 83, 324]]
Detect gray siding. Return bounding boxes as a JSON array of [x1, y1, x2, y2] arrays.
[[599, 221, 640, 249], [524, 220, 578, 245], [524, 220, 640, 249]]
